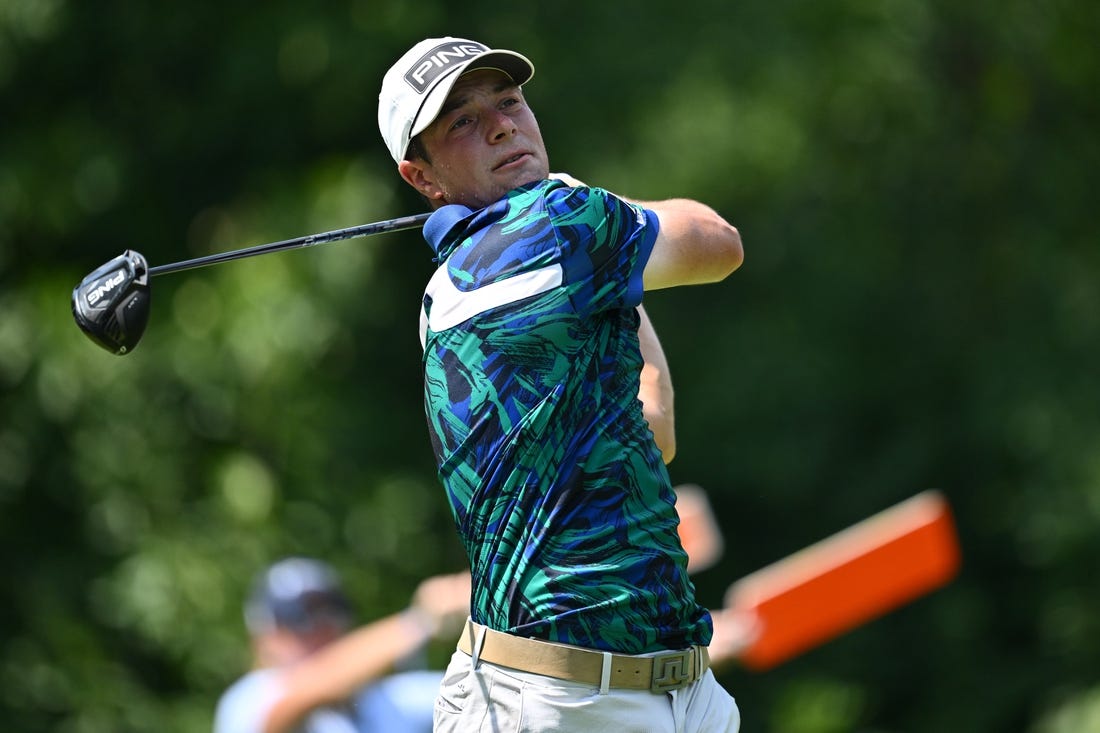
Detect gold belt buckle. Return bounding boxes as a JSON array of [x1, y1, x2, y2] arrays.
[[650, 649, 694, 693]]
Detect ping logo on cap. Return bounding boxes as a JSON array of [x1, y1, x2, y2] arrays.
[[404, 40, 489, 94]]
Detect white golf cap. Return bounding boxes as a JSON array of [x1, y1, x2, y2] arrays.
[[378, 37, 535, 163]]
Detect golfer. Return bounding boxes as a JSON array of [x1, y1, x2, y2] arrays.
[[378, 37, 743, 731]]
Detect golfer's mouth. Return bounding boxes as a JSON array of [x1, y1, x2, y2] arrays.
[[494, 152, 530, 171]]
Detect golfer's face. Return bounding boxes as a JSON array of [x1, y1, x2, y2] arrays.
[[417, 69, 549, 208]]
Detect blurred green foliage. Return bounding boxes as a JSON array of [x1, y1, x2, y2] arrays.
[[2, 1, 1098, 731]]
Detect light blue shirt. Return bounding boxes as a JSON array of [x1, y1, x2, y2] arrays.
[[213, 668, 441, 733]]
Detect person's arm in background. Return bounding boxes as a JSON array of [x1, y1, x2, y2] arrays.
[[707, 604, 762, 670], [673, 483, 761, 669], [637, 305, 676, 463], [262, 571, 470, 733]]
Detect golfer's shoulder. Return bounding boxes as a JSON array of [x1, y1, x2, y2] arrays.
[[540, 180, 642, 227]]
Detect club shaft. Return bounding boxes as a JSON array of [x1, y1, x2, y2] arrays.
[[148, 212, 432, 277]]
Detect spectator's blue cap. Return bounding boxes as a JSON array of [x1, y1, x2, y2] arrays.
[[244, 557, 354, 635]]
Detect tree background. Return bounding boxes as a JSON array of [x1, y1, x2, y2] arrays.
[[3, 1, 1098, 731]]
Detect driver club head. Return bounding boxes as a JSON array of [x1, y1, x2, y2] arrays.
[[71, 249, 151, 355]]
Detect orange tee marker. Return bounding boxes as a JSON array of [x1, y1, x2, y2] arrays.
[[725, 490, 961, 671]]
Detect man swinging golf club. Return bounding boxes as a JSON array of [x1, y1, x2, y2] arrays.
[[379, 36, 744, 731], [70, 32, 746, 732]]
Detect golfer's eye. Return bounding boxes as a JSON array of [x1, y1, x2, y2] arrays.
[[450, 116, 472, 131]]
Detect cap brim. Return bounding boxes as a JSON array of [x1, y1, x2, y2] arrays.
[[409, 50, 535, 142]]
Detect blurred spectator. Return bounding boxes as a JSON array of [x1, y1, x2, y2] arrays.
[[213, 557, 469, 733]]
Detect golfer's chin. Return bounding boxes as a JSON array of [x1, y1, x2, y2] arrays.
[[440, 164, 551, 209], [495, 157, 549, 192]]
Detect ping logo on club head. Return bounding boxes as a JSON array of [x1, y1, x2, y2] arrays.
[[404, 41, 489, 94], [86, 268, 127, 307]]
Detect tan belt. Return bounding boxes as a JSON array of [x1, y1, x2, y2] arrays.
[[456, 619, 709, 693]]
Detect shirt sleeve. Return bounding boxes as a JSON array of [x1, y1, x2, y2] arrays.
[[354, 670, 443, 733], [213, 670, 286, 733], [546, 183, 659, 315]]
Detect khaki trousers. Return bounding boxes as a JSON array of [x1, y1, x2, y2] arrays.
[[433, 649, 741, 733]]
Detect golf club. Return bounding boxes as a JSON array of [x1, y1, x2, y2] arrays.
[[72, 212, 431, 355]]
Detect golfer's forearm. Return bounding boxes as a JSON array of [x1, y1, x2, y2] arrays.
[[637, 306, 676, 463]]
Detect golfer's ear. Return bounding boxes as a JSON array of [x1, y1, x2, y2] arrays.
[[398, 159, 442, 200]]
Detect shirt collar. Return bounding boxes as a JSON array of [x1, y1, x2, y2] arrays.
[[423, 204, 474, 260], [422, 180, 555, 261]]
